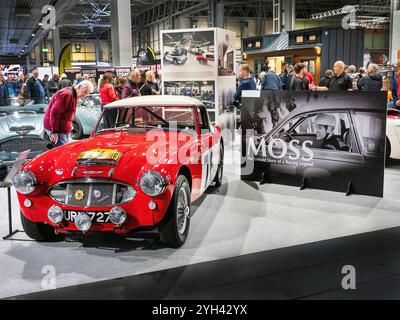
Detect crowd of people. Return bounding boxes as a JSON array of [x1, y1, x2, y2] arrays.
[[0, 67, 162, 106], [0, 66, 162, 147], [234, 59, 400, 109]]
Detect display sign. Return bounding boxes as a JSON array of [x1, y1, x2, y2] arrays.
[[161, 28, 236, 131], [81, 69, 97, 79], [241, 91, 387, 197], [64, 67, 81, 82], [115, 67, 132, 77]]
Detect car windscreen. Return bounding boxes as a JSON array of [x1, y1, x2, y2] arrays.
[[0, 99, 47, 114], [96, 106, 196, 134]]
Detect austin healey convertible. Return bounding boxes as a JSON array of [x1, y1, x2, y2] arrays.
[[13, 96, 224, 248]]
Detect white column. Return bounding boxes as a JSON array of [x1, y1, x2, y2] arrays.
[[35, 46, 41, 67], [215, 0, 225, 29], [111, 0, 133, 66], [52, 27, 62, 67], [26, 55, 31, 72], [283, 0, 295, 32], [390, 0, 400, 64]]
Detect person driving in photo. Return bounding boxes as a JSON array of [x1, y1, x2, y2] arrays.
[[315, 114, 341, 150]]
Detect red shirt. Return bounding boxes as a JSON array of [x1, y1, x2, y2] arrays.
[[100, 83, 119, 105], [44, 87, 78, 134], [306, 72, 315, 86]]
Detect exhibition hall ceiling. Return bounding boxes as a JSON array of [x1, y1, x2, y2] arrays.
[[0, 0, 392, 58]]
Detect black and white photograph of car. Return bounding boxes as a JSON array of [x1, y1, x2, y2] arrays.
[[162, 30, 215, 79], [241, 91, 387, 197], [164, 46, 188, 65]]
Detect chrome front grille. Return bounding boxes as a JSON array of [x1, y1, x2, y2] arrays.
[[49, 179, 136, 208], [0, 136, 48, 153]]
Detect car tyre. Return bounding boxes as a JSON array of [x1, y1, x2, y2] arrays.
[[20, 211, 65, 242], [159, 175, 191, 248], [72, 117, 84, 140], [386, 137, 391, 162], [173, 58, 178, 65], [213, 144, 224, 187]]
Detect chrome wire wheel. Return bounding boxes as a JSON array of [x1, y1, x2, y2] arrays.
[[176, 187, 190, 235]]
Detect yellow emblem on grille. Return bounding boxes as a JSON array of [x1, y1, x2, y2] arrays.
[[75, 189, 85, 202], [78, 149, 123, 162]]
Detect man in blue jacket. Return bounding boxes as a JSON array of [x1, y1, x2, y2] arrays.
[[261, 66, 282, 91], [234, 64, 257, 102]]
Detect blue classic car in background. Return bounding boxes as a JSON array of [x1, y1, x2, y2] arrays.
[[0, 95, 102, 170], [71, 94, 102, 139]]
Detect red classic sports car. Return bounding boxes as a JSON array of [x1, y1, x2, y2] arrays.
[[13, 96, 224, 248], [196, 52, 215, 65]]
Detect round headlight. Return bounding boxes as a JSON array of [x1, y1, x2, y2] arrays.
[[48, 205, 64, 225], [140, 171, 166, 197], [75, 213, 92, 232], [109, 207, 127, 226], [12, 170, 37, 195]]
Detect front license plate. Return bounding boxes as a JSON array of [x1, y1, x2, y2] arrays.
[[64, 211, 111, 223]]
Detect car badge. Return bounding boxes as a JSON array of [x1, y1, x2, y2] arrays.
[[75, 189, 85, 202], [78, 149, 123, 163], [93, 190, 102, 199], [55, 169, 63, 175]]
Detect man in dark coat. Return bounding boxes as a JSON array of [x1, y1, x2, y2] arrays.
[[358, 63, 383, 91], [25, 69, 48, 104], [0, 73, 9, 106]]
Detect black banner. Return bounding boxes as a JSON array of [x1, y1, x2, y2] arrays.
[[241, 91, 387, 197]]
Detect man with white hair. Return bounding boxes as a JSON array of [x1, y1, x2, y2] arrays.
[[44, 80, 93, 146], [328, 61, 353, 91], [357, 63, 383, 91]]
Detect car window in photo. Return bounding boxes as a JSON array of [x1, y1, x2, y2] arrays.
[[353, 112, 385, 156], [273, 112, 359, 154]]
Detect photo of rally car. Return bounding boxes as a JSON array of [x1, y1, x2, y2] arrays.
[[164, 47, 188, 65], [189, 46, 205, 55], [13, 96, 224, 248], [196, 52, 215, 65]]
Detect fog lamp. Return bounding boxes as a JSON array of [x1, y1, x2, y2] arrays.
[[75, 213, 92, 232], [48, 205, 64, 225], [24, 199, 32, 208], [109, 207, 127, 226], [149, 201, 157, 210]]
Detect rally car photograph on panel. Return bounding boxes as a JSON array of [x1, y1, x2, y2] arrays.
[[12, 96, 224, 248]]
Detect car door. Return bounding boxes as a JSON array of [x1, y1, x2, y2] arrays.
[[264, 111, 365, 192]]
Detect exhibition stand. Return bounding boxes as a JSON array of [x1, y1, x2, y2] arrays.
[[161, 27, 237, 131], [1, 151, 30, 240], [241, 91, 388, 198]]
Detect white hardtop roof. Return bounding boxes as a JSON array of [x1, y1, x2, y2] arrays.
[[104, 95, 204, 109]]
